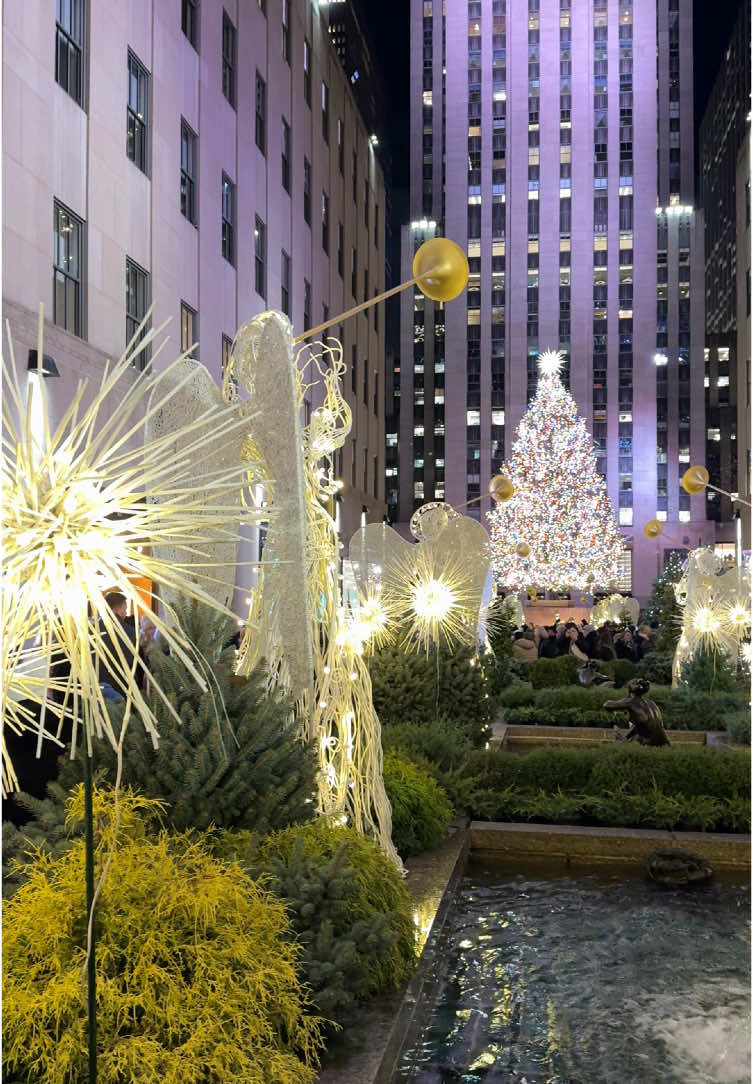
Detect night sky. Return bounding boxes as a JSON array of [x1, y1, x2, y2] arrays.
[[358, 0, 748, 195]]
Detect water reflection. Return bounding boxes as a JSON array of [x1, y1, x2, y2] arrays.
[[397, 859, 750, 1083]]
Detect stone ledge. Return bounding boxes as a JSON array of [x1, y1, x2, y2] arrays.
[[470, 820, 751, 869], [317, 825, 469, 1084]]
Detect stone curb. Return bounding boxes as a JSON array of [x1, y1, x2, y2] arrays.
[[317, 825, 470, 1084], [470, 820, 751, 869]]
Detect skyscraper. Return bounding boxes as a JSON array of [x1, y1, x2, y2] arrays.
[[395, 0, 712, 601], [699, 3, 751, 532], [3, 0, 387, 551]]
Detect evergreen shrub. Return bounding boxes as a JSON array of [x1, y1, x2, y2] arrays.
[[679, 645, 741, 694], [381, 717, 472, 774], [599, 658, 636, 688], [223, 820, 416, 1027], [3, 788, 324, 1084], [497, 685, 537, 710], [726, 710, 751, 746], [636, 651, 674, 686], [528, 655, 581, 688], [65, 597, 318, 834], [2, 779, 84, 898], [370, 642, 491, 742], [383, 750, 453, 856]]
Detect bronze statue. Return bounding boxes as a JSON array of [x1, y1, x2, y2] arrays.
[[577, 659, 614, 688], [604, 677, 670, 747]]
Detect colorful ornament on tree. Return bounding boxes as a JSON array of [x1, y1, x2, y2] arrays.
[[487, 349, 624, 591]]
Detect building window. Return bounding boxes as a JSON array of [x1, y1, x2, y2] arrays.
[[374, 202, 379, 248], [125, 258, 150, 366], [281, 118, 291, 193], [351, 248, 357, 298], [53, 201, 83, 337], [337, 118, 344, 173], [304, 279, 311, 331], [364, 179, 369, 229], [321, 191, 329, 253], [221, 334, 233, 383], [221, 173, 235, 264], [282, 0, 290, 62], [337, 221, 344, 276], [55, 0, 84, 105], [180, 301, 197, 357], [254, 216, 266, 298], [352, 150, 358, 202], [351, 344, 357, 395], [180, 120, 197, 223], [222, 11, 236, 107], [321, 81, 329, 143], [255, 72, 266, 154], [281, 249, 290, 315], [303, 38, 312, 106], [182, 0, 199, 49], [126, 51, 149, 173], [303, 157, 311, 224]]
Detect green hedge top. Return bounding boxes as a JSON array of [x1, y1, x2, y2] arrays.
[[497, 684, 748, 731], [456, 744, 751, 801]]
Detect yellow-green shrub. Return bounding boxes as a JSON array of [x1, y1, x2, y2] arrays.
[[3, 788, 324, 1084]]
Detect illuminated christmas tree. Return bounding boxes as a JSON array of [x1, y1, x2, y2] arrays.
[[487, 350, 624, 591]]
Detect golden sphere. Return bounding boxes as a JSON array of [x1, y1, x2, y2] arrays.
[[413, 238, 469, 302], [489, 474, 514, 502], [681, 465, 709, 495], [515, 541, 531, 558], [644, 519, 664, 540]]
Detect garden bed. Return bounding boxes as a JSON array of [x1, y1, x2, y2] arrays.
[[451, 744, 750, 833]]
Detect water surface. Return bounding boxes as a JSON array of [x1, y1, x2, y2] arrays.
[[397, 857, 750, 1083]]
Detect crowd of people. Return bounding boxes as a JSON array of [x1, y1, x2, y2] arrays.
[[511, 619, 658, 665]]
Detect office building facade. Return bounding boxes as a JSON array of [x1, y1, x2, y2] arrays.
[[699, 2, 750, 534], [394, 0, 712, 601], [3, 0, 387, 552]]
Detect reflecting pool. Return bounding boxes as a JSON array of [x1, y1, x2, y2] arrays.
[[397, 857, 750, 1084]]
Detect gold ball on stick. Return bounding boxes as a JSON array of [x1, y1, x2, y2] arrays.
[[412, 238, 469, 302], [489, 474, 515, 502], [681, 465, 710, 495], [515, 541, 531, 558], [644, 519, 664, 540]]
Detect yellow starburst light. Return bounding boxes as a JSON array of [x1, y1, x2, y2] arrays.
[[2, 317, 263, 794], [388, 546, 480, 654]]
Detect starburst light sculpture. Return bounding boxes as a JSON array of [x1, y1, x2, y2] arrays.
[[2, 317, 264, 794]]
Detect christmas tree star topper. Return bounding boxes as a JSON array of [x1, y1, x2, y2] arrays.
[[538, 348, 566, 378]]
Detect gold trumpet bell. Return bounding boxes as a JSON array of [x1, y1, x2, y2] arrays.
[[413, 237, 469, 303]]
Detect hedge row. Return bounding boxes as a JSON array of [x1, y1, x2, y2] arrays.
[[497, 684, 747, 731], [454, 744, 750, 800], [450, 745, 750, 832]]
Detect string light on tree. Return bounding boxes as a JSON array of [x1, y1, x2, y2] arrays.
[[487, 348, 624, 591]]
